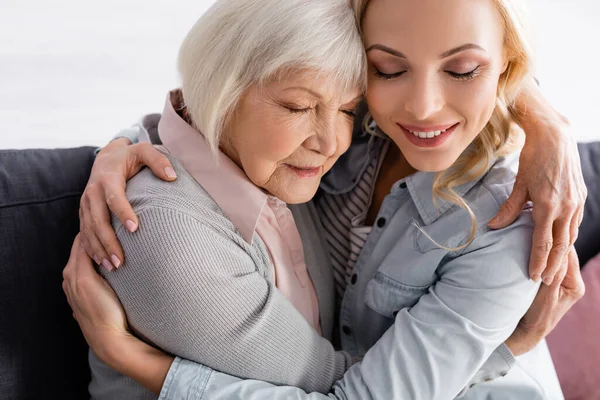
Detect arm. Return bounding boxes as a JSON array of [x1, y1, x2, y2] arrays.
[[490, 81, 587, 284], [104, 203, 349, 393], [139, 213, 541, 400], [65, 213, 583, 399]]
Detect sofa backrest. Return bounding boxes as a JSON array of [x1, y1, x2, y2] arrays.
[[0, 147, 96, 400]]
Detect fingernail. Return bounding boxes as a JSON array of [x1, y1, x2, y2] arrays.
[[102, 259, 114, 272], [125, 220, 137, 232], [164, 167, 177, 179], [93, 255, 101, 265], [542, 276, 553, 286], [111, 255, 121, 269], [531, 273, 541, 283]]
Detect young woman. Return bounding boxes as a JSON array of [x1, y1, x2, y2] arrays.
[[64, 0, 586, 398]]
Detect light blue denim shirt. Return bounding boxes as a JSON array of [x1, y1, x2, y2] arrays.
[[117, 115, 563, 400]]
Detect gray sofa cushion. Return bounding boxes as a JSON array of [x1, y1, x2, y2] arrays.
[[0, 147, 96, 400], [576, 142, 600, 266]]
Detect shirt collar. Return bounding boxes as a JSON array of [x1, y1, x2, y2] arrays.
[[157, 89, 267, 243], [404, 169, 484, 226]]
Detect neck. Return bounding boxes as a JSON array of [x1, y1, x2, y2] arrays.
[[366, 142, 417, 225]]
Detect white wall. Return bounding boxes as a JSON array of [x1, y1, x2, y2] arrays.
[[0, 0, 599, 149]]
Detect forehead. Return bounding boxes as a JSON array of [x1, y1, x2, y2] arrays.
[[363, 0, 505, 57], [259, 69, 363, 103]]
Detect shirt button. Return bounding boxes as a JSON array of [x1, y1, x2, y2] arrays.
[[376, 218, 386, 228], [350, 274, 358, 285], [399, 182, 407, 189], [342, 325, 352, 336]]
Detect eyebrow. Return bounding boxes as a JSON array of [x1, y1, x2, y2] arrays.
[[285, 87, 364, 106], [284, 86, 324, 99], [439, 43, 486, 58], [366, 44, 407, 59], [366, 43, 487, 59]]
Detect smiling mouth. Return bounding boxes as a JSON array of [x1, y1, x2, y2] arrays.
[[400, 123, 459, 139], [397, 123, 460, 148]]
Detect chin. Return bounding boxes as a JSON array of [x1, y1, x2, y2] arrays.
[[273, 183, 319, 204], [405, 154, 457, 173]]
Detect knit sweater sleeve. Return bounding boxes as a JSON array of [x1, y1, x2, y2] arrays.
[[101, 203, 350, 394]]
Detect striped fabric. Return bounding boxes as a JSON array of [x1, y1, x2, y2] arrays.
[[316, 139, 388, 300]]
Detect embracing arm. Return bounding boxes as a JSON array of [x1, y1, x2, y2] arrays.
[[491, 80, 587, 284], [140, 214, 540, 400], [103, 202, 350, 394]]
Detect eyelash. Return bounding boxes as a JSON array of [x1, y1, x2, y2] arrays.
[[374, 66, 481, 81], [445, 66, 481, 81], [285, 106, 356, 119]]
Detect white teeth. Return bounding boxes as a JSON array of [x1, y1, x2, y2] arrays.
[[409, 128, 448, 139]]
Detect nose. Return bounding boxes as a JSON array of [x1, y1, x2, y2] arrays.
[[303, 115, 339, 157], [404, 74, 444, 121]]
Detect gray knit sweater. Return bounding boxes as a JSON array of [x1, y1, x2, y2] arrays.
[[88, 150, 351, 399]]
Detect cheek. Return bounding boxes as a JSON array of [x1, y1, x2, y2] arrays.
[[237, 119, 308, 186], [456, 78, 500, 131], [366, 80, 401, 122]]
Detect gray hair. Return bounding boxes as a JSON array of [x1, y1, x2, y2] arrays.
[[177, 0, 367, 154]]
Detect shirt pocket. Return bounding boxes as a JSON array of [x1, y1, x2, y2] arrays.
[[364, 271, 429, 319]]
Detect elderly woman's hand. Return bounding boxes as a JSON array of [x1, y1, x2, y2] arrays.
[[62, 234, 173, 395], [489, 84, 587, 286], [80, 138, 176, 270], [505, 247, 585, 356]]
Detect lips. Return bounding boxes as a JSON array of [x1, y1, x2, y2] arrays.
[[285, 164, 322, 178], [397, 122, 459, 148]]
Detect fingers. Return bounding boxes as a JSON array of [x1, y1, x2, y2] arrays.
[[80, 188, 113, 271], [105, 181, 138, 234], [132, 143, 177, 181], [569, 209, 580, 248], [63, 234, 82, 283], [76, 242, 104, 282], [542, 216, 573, 286], [488, 180, 528, 229], [529, 207, 554, 282], [562, 249, 585, 299]]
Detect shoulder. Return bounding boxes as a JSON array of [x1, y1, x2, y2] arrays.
[[114, 147, 244, 244], [463, 152, 532, 231]]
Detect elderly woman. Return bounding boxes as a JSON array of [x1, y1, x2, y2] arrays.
[[78, 0, 366, 398], [64, 0, 587, 399]]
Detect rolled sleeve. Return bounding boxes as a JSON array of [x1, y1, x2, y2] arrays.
[[159, 357, 212, 400]]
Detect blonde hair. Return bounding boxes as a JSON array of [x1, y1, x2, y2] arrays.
[[355, 0, 535, 250], [177, 0, 367, 155]]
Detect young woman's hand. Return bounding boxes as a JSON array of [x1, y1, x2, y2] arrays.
[[62, 234, 173, 395], [62, 234, 132, 362], [505, 247, 585, 356], [80, 139, 176, 271], [489, 83, 587, 287]]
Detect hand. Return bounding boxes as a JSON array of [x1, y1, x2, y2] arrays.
[[62, 234, 173, 394], [489, 83, 587, 286], [80, 138, 176, 271], [62, 234, 132, 364], [505, 248, 585, 356]]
